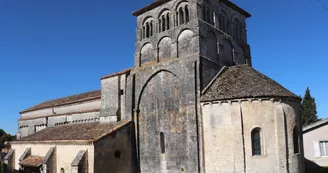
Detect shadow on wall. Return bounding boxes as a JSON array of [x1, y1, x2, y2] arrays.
[[305, 158, 328, 173]]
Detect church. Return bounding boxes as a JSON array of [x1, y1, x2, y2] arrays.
[[4, 0, 305, 173]]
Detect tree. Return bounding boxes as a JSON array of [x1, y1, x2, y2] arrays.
[[301, 87, 320, 126]]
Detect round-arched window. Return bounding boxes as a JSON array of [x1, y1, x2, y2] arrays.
[[60, 168, 65, 173]]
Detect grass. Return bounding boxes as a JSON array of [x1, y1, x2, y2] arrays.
[[306, 167, 328, 173]]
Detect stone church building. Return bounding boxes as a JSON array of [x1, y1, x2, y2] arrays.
[[4, 0, 305, 172]]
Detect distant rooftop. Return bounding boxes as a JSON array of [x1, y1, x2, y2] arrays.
[[20, 90, 101, 114], [303, 118, 328, 133]]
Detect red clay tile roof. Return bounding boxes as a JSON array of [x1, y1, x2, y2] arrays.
[[15, 120, 131, 143], [132, 0, 251, 17], [20, 156, 44, 167], [201, 65, 299, 102], [20, 90, 101, 114], [100, 68, 132, 80]]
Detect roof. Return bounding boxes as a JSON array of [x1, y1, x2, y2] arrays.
[[132, 0, 251, 17], [20, 90, 101, 114], [14, 120, 131, 143], [19, 109, 100, 121], [100, 68, 132, 80], [201, 65, 299, 102], [20, 156, 44, 167], [303, 118, 328, 133]]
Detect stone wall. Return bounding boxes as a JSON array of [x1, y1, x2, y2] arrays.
[[93, 123, 136, 173], [129, 57, 200, 173], [100, 73, 128, 122], [201, 99, 304, 173]]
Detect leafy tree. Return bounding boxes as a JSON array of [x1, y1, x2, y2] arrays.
[[301, 87, 320, 126], [0, 129, 14, 149]]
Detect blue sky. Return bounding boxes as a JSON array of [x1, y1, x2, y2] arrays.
[[0, 0, 327, 135]]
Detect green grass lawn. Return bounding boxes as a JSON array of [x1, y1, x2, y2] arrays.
[[306, 167, 328, 173]]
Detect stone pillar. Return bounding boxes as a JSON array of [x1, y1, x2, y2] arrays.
[[71, 166, 79, 173]]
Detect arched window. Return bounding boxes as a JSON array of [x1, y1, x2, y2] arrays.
[[160, 132, 165, 153], [185, 5, 189, 23], [146, 22, 150, 38], [251, 128, 262, 156], [60, 168, 65, 173], [233, 19, 241, 40], [202, 6, 207, 21], [179, 7, 184, 25], [293, 127, 300, 154], [166, 13, 170, 30], [206, 8, 211, 24], [142, 18, 154, 40], [219, 11, 229, 33]]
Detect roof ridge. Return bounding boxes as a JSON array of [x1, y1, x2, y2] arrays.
[[20, 90, 101, 114], [201, 66, 228, 95], [201, 65, 299, 102]]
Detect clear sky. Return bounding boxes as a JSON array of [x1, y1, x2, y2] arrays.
[[0, 0, 327, 135]]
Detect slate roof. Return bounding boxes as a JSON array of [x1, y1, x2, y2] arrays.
[[14, 120, 131, 143], [201, 65, 299, 102], [20, 156, 44, 167], [132, 0, 251, 17], [20, 90, 101, 114]]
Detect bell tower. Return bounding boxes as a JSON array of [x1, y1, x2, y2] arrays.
[[129, 0, 252, 172], [133, 0, 251, 89]]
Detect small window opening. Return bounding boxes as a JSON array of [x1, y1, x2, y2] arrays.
[[60, 168, 65, 173], [146, 22, 150, 38], [251, 128, 262, 156], [162, 15, 166, 32], [150, 22, 153, 36], [166, 13, 170, 30], [293, 127, 300, 154], [179, 8, 184, 25], [185, 6, 189, 23], [160, 132, 165, 153], [115, 151, 121, 159]]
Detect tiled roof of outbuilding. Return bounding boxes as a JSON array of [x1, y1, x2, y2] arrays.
[[132, 0, 251, 17], [20, 90, 101, 114], [20, 156, 44, 167], [14, 120, 131, 143], [201, 65, 299, 102]]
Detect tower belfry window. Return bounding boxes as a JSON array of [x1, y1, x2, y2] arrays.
[[162, 15, 166, 32], [179, 8, 184, 25], [185, 5, 189, 23], [141, 18, 154, 40]]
